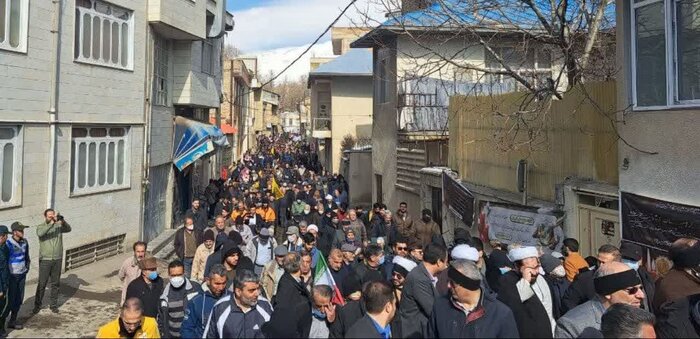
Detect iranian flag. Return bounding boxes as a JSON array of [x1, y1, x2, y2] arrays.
[[314, 254, 345, 306]]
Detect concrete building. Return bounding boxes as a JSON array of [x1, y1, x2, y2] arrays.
[[0, 0, 231, 278], [615, 0, 700, 255], [222, 58, 254, 160], [351, 1, 561, 226], [308, 48, 373, 173], [280, 111, 301, 134]]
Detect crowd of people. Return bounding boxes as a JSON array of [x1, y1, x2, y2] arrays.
[[103, 133, 700, 338]]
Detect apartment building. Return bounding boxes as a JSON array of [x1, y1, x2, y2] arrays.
[[0, 0, 232, 276]]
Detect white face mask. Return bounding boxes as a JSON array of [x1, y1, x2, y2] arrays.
[[287, 235, 296, 243], [170, 276, 185, 289], [185, 224, 194, 231], [552, 266, 566, 278], [538, 266, 546, 276]]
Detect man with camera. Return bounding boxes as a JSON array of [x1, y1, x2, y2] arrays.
[[33, 208, 71, 314]]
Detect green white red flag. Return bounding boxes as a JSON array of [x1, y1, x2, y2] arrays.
[[313, 253, 345, 306]]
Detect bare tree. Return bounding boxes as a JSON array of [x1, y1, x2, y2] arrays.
[[347, 0, 631, 153]]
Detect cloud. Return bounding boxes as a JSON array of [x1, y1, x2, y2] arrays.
[[226, 0, 387, 53], [244, 41, 335, 83]]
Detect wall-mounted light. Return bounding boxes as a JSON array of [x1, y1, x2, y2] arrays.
[[622, 158, 630, 170]]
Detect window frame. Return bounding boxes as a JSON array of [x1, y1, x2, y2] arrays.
[[630, 0, 700, 110], [70, 126, 131, 196], [74, 0, 135, 71], [153, 36, 169, 106], [0, 126, 23, 209], [0, 0, 30, 53], [201, 39, 214, 75]]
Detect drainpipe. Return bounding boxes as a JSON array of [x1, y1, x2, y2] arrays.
[[47, 0, 63, 209], [140, 23, 155, 240]]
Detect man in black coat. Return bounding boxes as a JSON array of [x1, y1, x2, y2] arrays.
[[655, 293, 700, 338], [185, 199, 208, 232], [346, 280, 396, 338], [125, 256, 164, 318], [497, 247, 554, 338], [484, 242, 511, 293], [428, 260, 519, 338], [270, 252, 312, 337]]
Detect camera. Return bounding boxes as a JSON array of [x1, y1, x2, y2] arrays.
[[56, 214, 65, 222]]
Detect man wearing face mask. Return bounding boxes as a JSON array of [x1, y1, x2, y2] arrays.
[[97, 298, 160, 338], [540, 253, 569, 319], [351, 244, 387, 287], [245, 228, 278, 276], [126, 256, 164, 318], [283, 226, 304, 253], [497, 246, 555, 338], [619, 242, 654, 311], [399, 243, 448, 338], [181, 264, 230, 339], [174, 216, 202, 279], [158, 260, 202, 338], [414, 209, 441, 249], [308, 285, 337, 338]]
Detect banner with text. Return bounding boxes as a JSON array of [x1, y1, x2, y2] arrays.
[[621, 192, 700, 252], [481, 203, 563, 252]]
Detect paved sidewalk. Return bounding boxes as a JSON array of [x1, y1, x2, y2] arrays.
[[7, 253, 168, 338]]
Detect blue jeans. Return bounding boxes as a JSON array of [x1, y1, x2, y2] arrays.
[[183, 257, 193, 278]]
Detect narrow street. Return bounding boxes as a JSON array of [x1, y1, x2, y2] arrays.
[[6, 254, 168, 338]]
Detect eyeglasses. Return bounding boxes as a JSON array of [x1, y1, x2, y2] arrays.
[[396, 247, 407, 251], [625, 286, 641, 295]]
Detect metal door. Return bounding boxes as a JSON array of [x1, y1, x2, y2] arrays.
[[143, 164, 171, 243], [578, 205, 620, 257]]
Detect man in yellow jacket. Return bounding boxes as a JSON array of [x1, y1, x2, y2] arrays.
[[97, 298, 160, 338]]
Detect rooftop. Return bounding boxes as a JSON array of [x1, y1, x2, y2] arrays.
[[308, 48, 373, 78]]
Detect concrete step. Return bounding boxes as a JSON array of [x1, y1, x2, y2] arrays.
[[148, 228, 177, 260]]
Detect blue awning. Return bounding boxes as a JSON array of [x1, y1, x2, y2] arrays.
[[173, 116, 229, 171]]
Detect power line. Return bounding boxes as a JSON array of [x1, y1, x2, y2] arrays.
[[258, 0, 358, 88]]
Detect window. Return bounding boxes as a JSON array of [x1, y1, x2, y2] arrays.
[[378, 59, 388, 103], [631, 0, 700, 108], [74, 0, 133, 70], [153, 36, 169, 106], [0, 126, 22, 208], [202, 39, 214, 75], [0, 0, 29, 52], [71, 127, 130, 195], [484, 46, 552, 91]]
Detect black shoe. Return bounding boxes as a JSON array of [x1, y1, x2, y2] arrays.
[[8, 322, 22, 330], [50, 308, 59, 314], [31, 307, 40, 315]]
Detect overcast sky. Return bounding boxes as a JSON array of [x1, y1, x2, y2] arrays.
[[225, 0, 387, 54]]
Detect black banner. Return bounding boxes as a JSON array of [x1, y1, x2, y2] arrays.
[[442, 172, 474, 226], [621, 192, 700, 252]]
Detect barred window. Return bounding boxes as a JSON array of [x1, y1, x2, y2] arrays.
[[0, 126, 22, 208], [0, 0, 29, 52], [153, 36, 169, 106], [74, 0, 133, 70], [71, 127, 130, 195]]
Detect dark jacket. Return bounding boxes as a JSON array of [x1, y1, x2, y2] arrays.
[[497, 271, 553, 338], [561, 269, 596, 314], [186, 208, 208, 232], [126, 276, 165, 318], [158, 278, 202, 338], [351, 261, 386, 287], [399, 263, 438, 338], [484, 248, 511, 293], [0, 243, 9, 292], [655, 293, 700, 338], [346, 314, 386, 339], [370, 221, 397, 246], [638, 266, 656, 312], [654, 269, 700, 312], [272, 272, 312, 337], [427, 290, 520, 338], [204, 295, 273, 338], [330, 299, 364, 338], [174, 227, 202, 260], [544, 275, 570, 319], [316, 223, 336, 258], [181, 286, 230, 339]]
